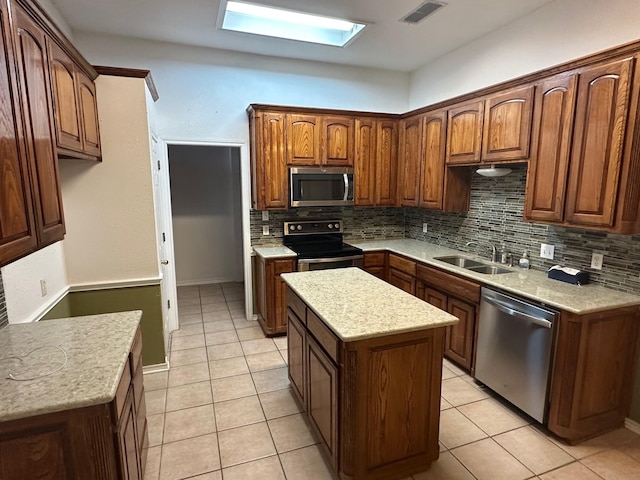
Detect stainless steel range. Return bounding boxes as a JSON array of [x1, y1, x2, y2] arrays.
[[283, 220, 364, 272]]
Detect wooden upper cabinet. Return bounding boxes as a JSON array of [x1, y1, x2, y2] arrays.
[[446, 100, 484, 164], [524, 73, 577, 223], [321, 116, 354, 166], [249, 110, 288, 210], [565, 57, 634, 228], [0, 0, 37, 266], [354, 118, 376, 206], [482, 85, 534, 162], [77, 70, 101, 157], [13, 2, 65, 246], [398, 115, 423, 206], [287, 114, 320, 165], [375, 119, 398, 206], [420, 110, 446, 209]]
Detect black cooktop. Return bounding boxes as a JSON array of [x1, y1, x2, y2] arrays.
[[283, 220, 362, 259]]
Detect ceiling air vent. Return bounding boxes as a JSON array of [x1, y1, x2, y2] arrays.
[[400, 1, 447, 24]]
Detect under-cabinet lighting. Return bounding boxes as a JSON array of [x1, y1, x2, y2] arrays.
[[221, 1, 367, 47]]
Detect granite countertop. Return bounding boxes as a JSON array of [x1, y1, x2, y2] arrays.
[[349, 239, 640, 314], [253, 245, 296, 259], [0, 311, 142, 422], [281, 268, 458, 341]]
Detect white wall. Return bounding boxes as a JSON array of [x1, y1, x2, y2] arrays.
[[1, 242, 68, 323], [169, 146, 243, 285], [38, 0, 74, 40], [72, 33, 410, 144], [409, 0, 640, 108], [59, 76, 159, 286]]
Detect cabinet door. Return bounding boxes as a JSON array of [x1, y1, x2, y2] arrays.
[[287, 309, 306, 407], [47, 40, 82, 152], [420, 110, 446, 209], [321, 116, 354, 166], [398, 116, 423, 206], [0, 1, 37, 266], [262, 258, 295, 335], [307, 335, 339, 469], [482, 85, 534, 162], [565, 58, 634, 227], [13, 4, 65, 246], [446, 100, 484, 164], [388, 268, 416, 295], [287, 114, 320, 165], [259, 112, 288, 209], [77, 69, 101, 157], [375, 119, 398, 206], [117, 389, 141, 480], [525, 74, 577, 223], [354, 118, 376, 206], [423, 287, 447, 311], [445, 297, 476, 371]]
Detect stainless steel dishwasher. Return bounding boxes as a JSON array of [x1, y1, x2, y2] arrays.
[[475, 287, 558, 423]]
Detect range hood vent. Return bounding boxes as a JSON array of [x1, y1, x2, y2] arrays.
[[400, 1, 447, 24]]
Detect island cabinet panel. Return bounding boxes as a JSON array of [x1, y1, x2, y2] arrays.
[[564, 57, 634, 228], [398, 115, 424, 206], [524, 73, 578, 223], [446, 100, 484, 165], [287, 113, 321, 165], [481, 85, 534, 162], [321, 115, 354, 166], [0, 0, 37, 267], [286, 286, 445, 479], [548, 307, 640, 442], [255, 256, 296, 336]]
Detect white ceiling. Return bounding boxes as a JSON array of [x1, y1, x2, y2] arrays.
[[51, 0, 555, 72]]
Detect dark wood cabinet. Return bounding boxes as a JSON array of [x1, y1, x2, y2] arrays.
[[398, 115, 423, 206], [255, 256, 296, 335], [118, 388, 141, 480], [248, 109, 288, 210], [446, 100, 484, 165], [445, 297, 476, 370], [321, 115, 354, 166], [362, 251, 386, 280], [524, 73, 578, 223], [375, 119, 399, 206], [420, 110, 446, 209], [287, 307, 306, 407], [287, 113, 320, 165], [387, 253, 416, 295], [76, 69, 101, 157]]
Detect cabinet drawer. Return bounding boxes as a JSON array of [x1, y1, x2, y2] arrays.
[[388, 253, 416, 276], [307, 309, 339, 363], [115, 357, 132, 418], [388, 268, 416, 295], [416, 264, 480, 304], [287, 287, 307, 325], [364, 251, 386, 267]]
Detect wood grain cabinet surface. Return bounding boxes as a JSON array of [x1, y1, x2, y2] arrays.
[[287, 113, 321, 165], [286, 286, 444, 479], [255, 255, 296, 336], [320, 115, 354, 166], [446, 100, 484, 165]]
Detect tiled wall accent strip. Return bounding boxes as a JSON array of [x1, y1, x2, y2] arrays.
[[0, 272, 7, 329], [405, 164, 640, 295]]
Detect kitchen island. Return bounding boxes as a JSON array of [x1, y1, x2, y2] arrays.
[[281, 268, 458, 480]]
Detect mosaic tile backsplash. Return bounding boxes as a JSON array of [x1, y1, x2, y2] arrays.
[[250, 163, 640, 296], [0, 272, 7, 329]]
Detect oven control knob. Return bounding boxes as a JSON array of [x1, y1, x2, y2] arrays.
[[289, 225, 295, 231], [328, 224, 333, 229], [334, 223, 340, 229], [296, 225, 302, 231]]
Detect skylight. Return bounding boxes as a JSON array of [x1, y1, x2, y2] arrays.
[[221, 1, 367, 47]]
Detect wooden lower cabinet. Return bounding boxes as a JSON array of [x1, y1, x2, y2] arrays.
[[362, 251, 386, 280], [255, 256, 296, 335], [388, 253, 417, 295], [286, 287, 444, 479], [444, 297, 476, 371], [0, 328, 147, 480]]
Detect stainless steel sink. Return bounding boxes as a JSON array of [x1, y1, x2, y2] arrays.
[[433, 256, 485, 269], [465, 265, 513, 275], [433, 255, 513, 275]]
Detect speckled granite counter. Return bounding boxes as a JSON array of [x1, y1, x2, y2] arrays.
[[281, 268, 458, 341], [253, 245, 296, 259], [0, 311, 141, 422], [349, 239, 640, 314]]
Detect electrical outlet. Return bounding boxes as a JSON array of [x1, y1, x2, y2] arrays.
[[262, 211, 269, 221], [591, 252, 604, 270], [422, 223, 428, 233], [40, 279, 47, 297], [540, 243, 555, 260], [262, 225, 269, 236]]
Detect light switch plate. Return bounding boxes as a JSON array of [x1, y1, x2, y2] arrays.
[[262, 225, 269, 236], [262, 211, 269, 221], [40, 279, 47, 297], [540, 243, 555, 259], [591, 252, 604, 270], [422, 223, 428, 233]]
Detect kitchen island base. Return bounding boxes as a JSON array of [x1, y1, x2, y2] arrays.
[[286, 286, 446, 480]]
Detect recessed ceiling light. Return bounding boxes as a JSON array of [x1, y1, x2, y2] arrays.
[[221, 1, 367, 47]]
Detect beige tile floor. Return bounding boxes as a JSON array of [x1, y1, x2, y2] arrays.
[[143, 282, 640, 480]]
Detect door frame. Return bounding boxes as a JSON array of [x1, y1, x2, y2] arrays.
[[157, 138, 253, 333]]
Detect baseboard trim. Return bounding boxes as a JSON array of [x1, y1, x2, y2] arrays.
[[625, 418, 640, 434], [69, 277, 162, 292], [177, 278, 242, 287], [32, 286, 71, 323], [143, 359, 170, 373]]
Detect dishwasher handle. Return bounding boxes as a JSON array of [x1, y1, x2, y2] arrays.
[[484, 296, 553, 329]]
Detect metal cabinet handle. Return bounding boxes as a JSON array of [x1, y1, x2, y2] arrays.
[[343, 173, 349, 202]]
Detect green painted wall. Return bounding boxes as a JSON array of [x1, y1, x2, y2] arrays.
[[43, 285, 165, 366]]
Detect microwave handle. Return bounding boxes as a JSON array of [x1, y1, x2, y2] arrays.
[[343, 173, 349, 202]]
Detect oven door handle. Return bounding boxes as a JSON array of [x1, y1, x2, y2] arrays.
[[298, 255, 363, 265], [343, 173, 349, 202]]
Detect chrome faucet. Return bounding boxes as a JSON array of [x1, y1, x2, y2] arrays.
[[465, 240, 498, 263]]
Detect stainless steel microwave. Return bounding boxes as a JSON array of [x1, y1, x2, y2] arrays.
[[289, 167, 354, 207]]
